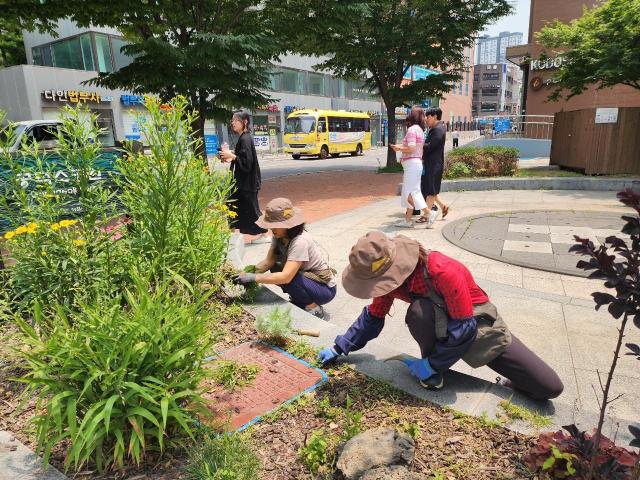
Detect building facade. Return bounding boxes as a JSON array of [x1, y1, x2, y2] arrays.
[[511, 0, 640, 117], [476, 31, 523, 65], [472, 63, 521, 117], [438, 45, 475, 125]]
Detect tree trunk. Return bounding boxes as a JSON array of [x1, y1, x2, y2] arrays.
[[588, 313, 629, 480], [191, 110, 207, 159], [385, 104, 398, 168]]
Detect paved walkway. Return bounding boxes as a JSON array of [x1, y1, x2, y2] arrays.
[[443, 210, 629, 277], [244, 189, 639, 444]]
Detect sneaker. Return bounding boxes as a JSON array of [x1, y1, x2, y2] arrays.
[[427, 208, 439, 225], [250, 233, 272, 244], [419, 372, 444, 390], [394, 219, 414, 228], [305, 305, 325, 320]]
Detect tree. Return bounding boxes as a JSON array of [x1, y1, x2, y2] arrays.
[[266, 0, 511, 167], [0, 18, 27, 68], [537, 0, 640, 101], [5, 1, 282, 153]]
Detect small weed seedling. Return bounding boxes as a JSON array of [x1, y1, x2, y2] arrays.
[[476, 411, 504, 429], [499, 396, 552, 429], [211, 360, 260, 392], [185, 431, 260, 480], [315, 396, 341, 421], [400, 421, 421, 440], [286, 338, 320, 364], [341, 394, 363, 441], [256, 306, 293, 343], [299, 429, 334, 475], [542, 444, 578, 477]]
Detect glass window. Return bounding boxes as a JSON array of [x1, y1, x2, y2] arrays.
[[95, 34, 114, 73], [267, 70, 281, 91], [364, 119, 370, 132], [337, 79, 347, 98], [281, 69, 298, 93], [51, 38, 84, 70], [285, 115, 316, 134], [297, 71, 307, 94], [111, 37, 132, 70], [79, 34, 95, 71], [41, 45, 53, 66], [308, 73, 325, 96], [32, 47, 42, 65]]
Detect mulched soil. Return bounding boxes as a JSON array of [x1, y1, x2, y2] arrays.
[[0, 302, 543, 480]]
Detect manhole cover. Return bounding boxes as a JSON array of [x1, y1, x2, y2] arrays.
[[201, 342, 326, 431]]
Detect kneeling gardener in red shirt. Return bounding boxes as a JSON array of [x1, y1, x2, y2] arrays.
[[318, 231, 563, 401]]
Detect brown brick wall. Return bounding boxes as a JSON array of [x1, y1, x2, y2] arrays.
[[526, 0, 640, 116]]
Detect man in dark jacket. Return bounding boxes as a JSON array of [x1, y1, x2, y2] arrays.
[[421, 108, 449, 226]]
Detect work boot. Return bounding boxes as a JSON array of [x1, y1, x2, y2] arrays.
[[419, 372, 444, 390]]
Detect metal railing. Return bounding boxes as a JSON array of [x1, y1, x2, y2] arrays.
[[477, 114, 555, 140]]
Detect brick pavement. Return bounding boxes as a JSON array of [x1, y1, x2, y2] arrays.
[[258, 170, 401, 224]]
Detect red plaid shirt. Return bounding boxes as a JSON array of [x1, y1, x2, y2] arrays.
[[368, 251, 489, 320]]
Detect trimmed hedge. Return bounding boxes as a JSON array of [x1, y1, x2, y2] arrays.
[[445, 146, 519, 179]]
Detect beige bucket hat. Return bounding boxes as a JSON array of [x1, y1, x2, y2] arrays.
[[342, 231, 420, 299], [256, 197, 305, 229]]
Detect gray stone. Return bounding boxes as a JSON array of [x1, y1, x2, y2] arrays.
[[360, 466, 429, 480], [336, 428, 415, 480], [0, 431, 67, 480]]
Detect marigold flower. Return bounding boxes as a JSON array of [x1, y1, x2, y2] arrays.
[[4, 231, 16, 240], [26, 223, 38, 234], [50, 223, 61, 232], [73, 239, 86, 246], [15, 226, 28, 235], [59, 219, 78, 228]]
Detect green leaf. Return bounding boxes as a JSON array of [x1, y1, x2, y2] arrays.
[[542, 456, 555, 470], [160, 397, 169, 430]]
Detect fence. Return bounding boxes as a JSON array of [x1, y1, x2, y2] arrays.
[[550, 107, 640, 175]]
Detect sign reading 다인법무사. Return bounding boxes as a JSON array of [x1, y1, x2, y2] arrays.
[[595, 108, 619, 124], [42, 90, 111, 104]]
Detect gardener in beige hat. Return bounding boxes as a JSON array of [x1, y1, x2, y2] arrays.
[[232, 198, 337, 319], [318, 231, 563, 400]]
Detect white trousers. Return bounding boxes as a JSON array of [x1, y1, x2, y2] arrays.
[[400, 158, 427, 210]]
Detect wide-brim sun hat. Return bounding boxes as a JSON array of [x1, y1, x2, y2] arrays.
[[342, 231, 420, 299], [256, 197, 305, 229]]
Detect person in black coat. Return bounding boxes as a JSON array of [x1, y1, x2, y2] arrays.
[[220, 112, 269, 240], [420, 108, 449, 226]]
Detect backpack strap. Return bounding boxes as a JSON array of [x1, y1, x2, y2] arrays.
[[422, 251, 449, 341]]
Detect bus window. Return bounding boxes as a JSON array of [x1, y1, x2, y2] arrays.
[[318, 118, 327, 133], [285, 115, 316, 134], [364, 119, 370, 132]]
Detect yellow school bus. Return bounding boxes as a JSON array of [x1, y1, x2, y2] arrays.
[[283, 109, 371, 159]]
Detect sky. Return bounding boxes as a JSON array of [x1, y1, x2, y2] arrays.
[[481, 0, 531, 41]]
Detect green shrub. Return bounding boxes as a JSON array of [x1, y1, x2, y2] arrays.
[[255, 306, 293, 340], [185, 432, 261, 480], [444, 161, 473, 179], [15, 275, 214, 472], [445, 146, 519, 178], [117, 97, 235, 286], [0, 108, 129, 313]]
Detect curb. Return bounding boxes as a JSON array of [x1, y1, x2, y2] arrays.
[[440, 176, 640, 192]]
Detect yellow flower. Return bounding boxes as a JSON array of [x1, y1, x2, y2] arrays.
[[26, 223, 38, 234], [73, 239, 86, 247], [59, 219, 78, 228], [4, 231, 16, 240], [15, 226, 28, 235], [51, 223, 61, 232], [227, 210, 238, 219]]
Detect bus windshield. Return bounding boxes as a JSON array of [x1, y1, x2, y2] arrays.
[[285, 116, 316, 134]]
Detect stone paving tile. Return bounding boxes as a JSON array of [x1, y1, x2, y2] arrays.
[[508, 223, 550, 234], [503, 240, 553, 254], [0, 431, 66, 480], [554, 254, 586, 272], [567, 333, 639, 380], [458, 236, 504, 256], [575, 369, 640, 422], [522, 276, 566, 296], [501, 251, 556, 268], [561, 279, 601, 300], [505, 230, 553, 242]]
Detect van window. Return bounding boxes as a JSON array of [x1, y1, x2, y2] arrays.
[[24, 124, 60, 149]]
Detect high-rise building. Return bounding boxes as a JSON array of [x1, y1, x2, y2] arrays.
[[476, 31, 523, 65], [472, 63, 522, 117]]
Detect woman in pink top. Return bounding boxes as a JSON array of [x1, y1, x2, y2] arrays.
[[391, 106, 428, 228]]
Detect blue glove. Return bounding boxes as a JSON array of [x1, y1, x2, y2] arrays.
[[232, 272, 256, 284], [403, 357, 435, 381], [318, 347, 339, 366]]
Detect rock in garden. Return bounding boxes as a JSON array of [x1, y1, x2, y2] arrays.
[[360, 466, 428, 480], [336, 428, 415, 480]]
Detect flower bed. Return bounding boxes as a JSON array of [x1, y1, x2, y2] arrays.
[[445, 146, 519, 179]]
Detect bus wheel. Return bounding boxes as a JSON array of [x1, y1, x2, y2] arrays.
[[319, 145, 329, 159], [292, 154, 301, 159], [351, 144, 363, 156]]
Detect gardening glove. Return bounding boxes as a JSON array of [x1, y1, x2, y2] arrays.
[[231, 272, 256, 284], [402, 357, 436, 381], [318, 347, 340, 366]]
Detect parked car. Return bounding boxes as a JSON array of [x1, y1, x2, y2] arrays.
[[0, 120, 124, 233]]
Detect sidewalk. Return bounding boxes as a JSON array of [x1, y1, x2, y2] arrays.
[[243, 189, 639, 444]]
